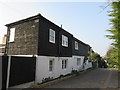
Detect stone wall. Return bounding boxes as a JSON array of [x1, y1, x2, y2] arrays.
[[7, 19, 39, 55]]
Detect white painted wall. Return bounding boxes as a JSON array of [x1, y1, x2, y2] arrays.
[[35, 55, 86, 83], [84, 60, 92, 70], [72, 56, 84, 71]]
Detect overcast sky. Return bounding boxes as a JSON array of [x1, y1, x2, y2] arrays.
[[0, 1, 113, 56]]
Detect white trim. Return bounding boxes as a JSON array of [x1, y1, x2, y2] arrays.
[[75, 41, 78, 50], [49, 29, 55, 43], [62, 59, 68, 69], [62, 35, 68, 47], [10, 55, 38, 57]]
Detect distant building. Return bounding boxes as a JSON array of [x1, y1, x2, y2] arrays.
[[0, 34, 7, 55]]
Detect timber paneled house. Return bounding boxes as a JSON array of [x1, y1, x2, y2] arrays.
[[5, 14, 93, 84]]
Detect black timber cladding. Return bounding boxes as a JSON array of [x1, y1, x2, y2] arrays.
[[58, 28, 73, 57], [72, 37, 90, 57], [5, 14, 92, 57], [38, 15, 73, 57]]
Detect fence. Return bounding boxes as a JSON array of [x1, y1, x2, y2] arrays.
[[2, 55, 36, 89]]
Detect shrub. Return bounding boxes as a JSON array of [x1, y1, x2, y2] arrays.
[[71, 70, 79, 76], [42, 77, 53, 83]]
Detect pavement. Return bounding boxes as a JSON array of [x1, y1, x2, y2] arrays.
[[46, 68, 119, 88], [9, 81, 34, 88]]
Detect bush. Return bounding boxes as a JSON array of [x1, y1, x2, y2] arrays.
[[42, 77, 53, 83], [59, 74, 64, 78], [71, 70, 79, 76]]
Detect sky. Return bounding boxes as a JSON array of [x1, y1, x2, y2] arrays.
[[0, 1, 113, 56]]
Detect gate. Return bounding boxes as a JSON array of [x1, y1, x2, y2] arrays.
[[2, 55, 8, 89], [2, 55, 36, 88]]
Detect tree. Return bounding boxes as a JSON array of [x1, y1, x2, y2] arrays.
[[89, 52, 105, 68], [106, 1, 120, 68], [89, 53, 101, 61], [105, 46, 118, 68]]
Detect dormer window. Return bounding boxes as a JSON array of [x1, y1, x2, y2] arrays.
[[62, 35, 68, 47], [49, 29, 55, 43], [75, 41, 78, 50]]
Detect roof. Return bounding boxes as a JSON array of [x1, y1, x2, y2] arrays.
[[40, 14, 73, 36], [73, 37, 91, 47], [5, 13, 92, 49]]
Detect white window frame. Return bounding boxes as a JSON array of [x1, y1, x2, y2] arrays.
[[62, 35, 68, 47], [49, 29, 55, 43], [9, 28, 15, 42], [62, 59, 68, 69], [49, 59, 54, 72], [75, 41, 78, 50], [77, 58, 81, 66]]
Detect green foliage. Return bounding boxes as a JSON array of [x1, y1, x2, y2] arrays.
[[59, 74, 64, 78], [106, 1, 120, 68], [105, 47, 118, 68], [89, 53, 101, 61], [106, 2, 120, 48], [71, 70, 79, 76]]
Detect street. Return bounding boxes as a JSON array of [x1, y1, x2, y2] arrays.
[[46, 68, 119, 88]]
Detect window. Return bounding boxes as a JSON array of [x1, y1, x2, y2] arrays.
[[77, 58, 81, 66], [9, 28, 15, 42], [49, 59, 54, 72], [62, 35, 68, 47], [49, 29, 55, 43], [75, 41, 78, 50], [62, 59, 68, 69]]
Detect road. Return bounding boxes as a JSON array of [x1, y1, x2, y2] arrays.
[[46, 68, 119, 88]]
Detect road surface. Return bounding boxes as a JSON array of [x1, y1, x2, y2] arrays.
[[46, 68, 119, 88]]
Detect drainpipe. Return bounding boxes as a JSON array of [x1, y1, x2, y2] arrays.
[[6, 55, 11, 88], [58, 25, 61, 58], [34, 55, 38, 84]]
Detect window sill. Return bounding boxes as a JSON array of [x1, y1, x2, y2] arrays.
[[49, 71, 53, 74], [9, 41, 15, 43], [62, 45, 68, 48], [62, 68, 67, 70], [49, 41, 55, 44], [75, 49, 78, 50]]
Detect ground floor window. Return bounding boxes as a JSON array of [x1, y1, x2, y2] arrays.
[[49, 59, 54, 72], [77, 58, 81, 66], [62, 59, 68, 69]]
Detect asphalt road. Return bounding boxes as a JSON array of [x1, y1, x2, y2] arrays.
[[46, 68, 119, 88]]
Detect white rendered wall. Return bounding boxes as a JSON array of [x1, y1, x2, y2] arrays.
[[35, 55, 84, 83], [72, 55, 84, 71], [84, 60, 92, 70]]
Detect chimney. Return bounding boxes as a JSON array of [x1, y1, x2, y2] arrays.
[[2, 34, 7, 45], [61, 24, 62, 28]]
